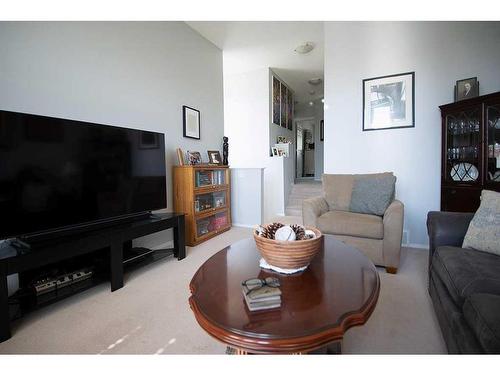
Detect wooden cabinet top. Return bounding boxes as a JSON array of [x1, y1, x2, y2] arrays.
[[174, 164, 229, 169], [439, 91, 500, 111]]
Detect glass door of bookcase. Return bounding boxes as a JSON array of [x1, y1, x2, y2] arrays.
[[194, 190, 227, 214], [444, 108, 481, 184], [486, 104, 500, 185], [195, 210, 229, 238], [194, 169, 226, 188]]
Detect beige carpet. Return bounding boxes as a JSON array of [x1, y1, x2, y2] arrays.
[[0, 226, 446, 354]]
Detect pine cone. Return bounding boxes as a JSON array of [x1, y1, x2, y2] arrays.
[[265, 222, 284, 239], [291, 224, 306, 240], [255, 225, 269, 238]]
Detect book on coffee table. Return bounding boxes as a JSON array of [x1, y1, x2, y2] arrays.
[[242, 285, 281, 311]]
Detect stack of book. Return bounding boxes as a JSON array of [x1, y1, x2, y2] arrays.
[[242, 284, 281, 312]]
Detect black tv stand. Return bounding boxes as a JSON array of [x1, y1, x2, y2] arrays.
[[0, 212, 185, 343]]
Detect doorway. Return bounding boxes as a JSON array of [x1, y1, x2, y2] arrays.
[[295, 118, 316, 179]]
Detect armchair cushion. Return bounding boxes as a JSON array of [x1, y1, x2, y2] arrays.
[[432, 246, 500, 306], [349, 174, 396, 216], [317, 210, 384, 240], [322, 172, 393, 212]]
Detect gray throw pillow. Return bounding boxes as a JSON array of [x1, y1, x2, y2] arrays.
[[349, 175, 396, 216], [463, 190, 500, 256]]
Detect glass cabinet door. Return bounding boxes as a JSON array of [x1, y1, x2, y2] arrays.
[[445, 108, 481, 184], [195, 211, 229, 238], [486, 104, 500, 185], [194, 190, 227, 213], [194, 169, 226, 188]]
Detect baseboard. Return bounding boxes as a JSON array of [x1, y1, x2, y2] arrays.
[[232, 223, 256, 228], [406, 243, 429, 250]]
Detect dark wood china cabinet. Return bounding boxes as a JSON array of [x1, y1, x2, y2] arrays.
[[440, 91, 500, 212]]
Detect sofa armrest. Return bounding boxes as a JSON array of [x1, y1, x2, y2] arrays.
[[382, 199, 404, 269], [302, 197, 329, 227], [426, 211, 474, 269]]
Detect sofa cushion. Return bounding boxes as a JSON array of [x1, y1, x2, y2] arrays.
[[463, 190, 500, 256], [432, 246, 500, 307], [322, 172, 393, 212], [350, 174, 396, 216], [463, 293, 500, 353], [317, 210, 384, 240]]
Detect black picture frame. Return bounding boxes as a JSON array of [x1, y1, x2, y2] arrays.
[[320, 120, 324, 141], [362, 71, 415, 132], [455, 77, 479, 102], [207, 150, 222, 165], [183, 105, 201, 140]]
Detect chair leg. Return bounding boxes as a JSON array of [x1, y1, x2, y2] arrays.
[[386, 266, 398, 274]]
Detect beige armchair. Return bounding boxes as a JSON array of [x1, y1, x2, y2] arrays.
[[303, 173, 404, 273]]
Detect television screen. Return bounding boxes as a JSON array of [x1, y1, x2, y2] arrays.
[[0, 110, 167, 240]]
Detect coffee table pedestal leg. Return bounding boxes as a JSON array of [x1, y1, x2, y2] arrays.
[[225, 340, 342, 355]]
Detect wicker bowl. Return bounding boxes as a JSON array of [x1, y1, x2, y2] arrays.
[[253, 226, 323, 270]]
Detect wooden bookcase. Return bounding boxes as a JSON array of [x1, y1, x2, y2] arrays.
[[173, 165, 231, 246]]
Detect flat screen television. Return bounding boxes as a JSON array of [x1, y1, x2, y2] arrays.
[[0, 110, 167, 240]]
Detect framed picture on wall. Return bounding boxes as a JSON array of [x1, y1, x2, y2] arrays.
[[280, 83, 288, 128], [272, 76, 281, 126], [183, 105, 201, 139], [362, 71, 415, 131], [320, 120, 324, 141], [287, 92, 293, 130]]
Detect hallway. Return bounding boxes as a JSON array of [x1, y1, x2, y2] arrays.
[[285, 180, 323, 217]]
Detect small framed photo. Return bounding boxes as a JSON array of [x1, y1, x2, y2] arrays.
[[363, 71, 415, 131], [183, 105, 200, 140], [320, 120, 324, 141], [271, 147, 278, 156], [277, 136, 286, 144], [455, 77, 479, 101], [207, 150, 222, 165], [186, 151, 202, 165]]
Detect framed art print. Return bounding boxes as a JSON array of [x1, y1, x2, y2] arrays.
[[363, 72, 415, 131], [280, 83, 288, 128], [272, 76, 281, 126], [183, 105, 200, 139]]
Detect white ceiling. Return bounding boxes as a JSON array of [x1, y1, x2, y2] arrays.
[[186, 21, 324, 103]]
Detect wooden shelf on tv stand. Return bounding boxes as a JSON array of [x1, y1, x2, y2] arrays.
[[173, 164, 231, 246]]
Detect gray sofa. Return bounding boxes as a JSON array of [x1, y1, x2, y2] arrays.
[[427, 211, 500, 353]]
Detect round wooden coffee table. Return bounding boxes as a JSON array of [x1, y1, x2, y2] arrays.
[[189, 235, 380, 354]]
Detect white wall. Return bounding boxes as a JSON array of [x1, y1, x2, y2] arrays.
[[230, 168, 264, 227], [0, 21, 224, 247], [324, 21, 500, 246], [224, 68, 286, 221]]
